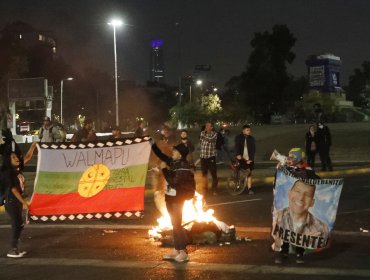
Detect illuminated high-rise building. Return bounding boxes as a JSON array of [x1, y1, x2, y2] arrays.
[[150, 39, 165, 83]]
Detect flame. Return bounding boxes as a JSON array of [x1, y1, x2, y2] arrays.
[[148, 192, 219, 239]]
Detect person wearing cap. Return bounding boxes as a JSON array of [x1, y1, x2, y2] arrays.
[[71, 119, 97, 142], [38, 117, 61, 143], [151, 140, 195, 263], [274, 147, 321, 264]]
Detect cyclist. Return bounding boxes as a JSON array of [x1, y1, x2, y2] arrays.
[[234, 125, 256, 194]]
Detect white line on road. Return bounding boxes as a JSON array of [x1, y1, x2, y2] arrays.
[[207, 198, 262, 207], [1, 257, 370, 277], [337, 208, 370, 215], [0, 223, 368, 236]]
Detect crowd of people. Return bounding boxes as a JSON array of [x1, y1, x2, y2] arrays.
[[0, 117, 335, 264]]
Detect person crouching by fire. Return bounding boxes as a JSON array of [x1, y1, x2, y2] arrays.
[[151, 140, 196, 263], [273, 148, 323, 264]]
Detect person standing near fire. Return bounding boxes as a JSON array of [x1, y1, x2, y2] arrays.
[[151, 140, 195, 263], [234, 124, 256, 194], [199, 122, 219, 196]]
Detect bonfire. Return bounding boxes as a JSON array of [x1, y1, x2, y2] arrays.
[[148, 192, 236, 245]]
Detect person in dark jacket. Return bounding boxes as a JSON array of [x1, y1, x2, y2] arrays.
[[305, 124, 318, 169], [151, 141, 194, 263], [179, 129, 195, 165], [71, 119, 97, 142], [316, 122, 332, 171], [234, 125, 256, 194]]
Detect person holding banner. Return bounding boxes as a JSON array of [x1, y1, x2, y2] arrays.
[[1, 142, 37, 258], [151, 141, 195, 263], [274, 147, 322, 264]]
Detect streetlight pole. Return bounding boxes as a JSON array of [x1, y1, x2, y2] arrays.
[[108, 19, 123, 127], [60, 77, 73, 124], [189, 84, 192, 104]]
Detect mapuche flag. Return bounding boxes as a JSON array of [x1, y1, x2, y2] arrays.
[[29, 138, 151, 222]]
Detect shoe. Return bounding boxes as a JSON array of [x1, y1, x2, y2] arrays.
[[174, 250, 189, 263], [296, 254, 304, 264], [274, 252, 287, 264], [248, 189, 254, 195], [163, 249, 179, 260], [7, 248, 26, 258]]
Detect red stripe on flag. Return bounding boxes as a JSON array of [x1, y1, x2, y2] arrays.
[[29, 187, 144, 215]]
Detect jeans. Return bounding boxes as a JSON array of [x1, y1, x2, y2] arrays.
[[5, 199, 24, 248], [200, 156, 218, 191], [281, 241, 305, 256], [165, 196, 188, 251], [307, 151, 317, 168]]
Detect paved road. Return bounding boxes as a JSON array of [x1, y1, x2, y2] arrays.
[[0, 171, 369, 279]]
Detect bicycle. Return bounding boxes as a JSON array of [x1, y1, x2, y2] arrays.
[[226, 160, 249, 195]]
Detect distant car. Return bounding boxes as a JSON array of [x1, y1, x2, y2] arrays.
[[17, 121, 39, 135]]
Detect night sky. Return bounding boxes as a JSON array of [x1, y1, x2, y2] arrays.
[[1, 0, 370, 88]]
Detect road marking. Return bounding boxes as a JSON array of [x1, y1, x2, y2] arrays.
[[0, 224, 367, 237], [208, 198, 262, 207], [337, 208, 370, 215], [1, 257, 370, 277]]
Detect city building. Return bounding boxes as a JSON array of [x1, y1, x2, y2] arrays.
[[150, 39, 165, 83], [0, 21, 57, 56]]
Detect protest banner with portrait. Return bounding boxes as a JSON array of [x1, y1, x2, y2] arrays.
[[29, 138, 151, 222], [272, 167, 343, 252]]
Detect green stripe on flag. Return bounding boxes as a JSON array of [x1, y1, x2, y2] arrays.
[[35, 164, 149, 194]]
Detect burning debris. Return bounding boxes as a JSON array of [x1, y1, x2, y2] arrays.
[[148, 192, 249, 245]]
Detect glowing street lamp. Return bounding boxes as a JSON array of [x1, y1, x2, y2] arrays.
[[60, 77, 73, 124], [189, 79, 203, 104], [108, 18, 123, 127]]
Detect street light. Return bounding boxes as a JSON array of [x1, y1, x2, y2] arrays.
[[60, 77, 73, 124], [108, 18, 123, 127], [189, 79, 202, 103]]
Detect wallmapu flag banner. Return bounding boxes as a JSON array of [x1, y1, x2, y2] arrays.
[[29, 137, 151, 222], [272, 167, 343, 252]]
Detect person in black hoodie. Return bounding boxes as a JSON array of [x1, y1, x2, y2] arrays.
[[316, 121, 332, 171], [234, 125, 256, 194], [305, 124, 318, 169], [151, 141, 195, 263]]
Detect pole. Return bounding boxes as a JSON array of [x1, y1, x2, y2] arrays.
[[60, 80, 63, 124], [113, 25, 119, 127], [189, 84, 192, 104]]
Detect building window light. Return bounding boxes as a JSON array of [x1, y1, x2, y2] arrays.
[[52, 47, 56, 53], [19, 34, 22, 39], [39, 34, 45, 41]]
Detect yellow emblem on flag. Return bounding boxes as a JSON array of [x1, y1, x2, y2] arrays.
[[78, 164, 111, 197]]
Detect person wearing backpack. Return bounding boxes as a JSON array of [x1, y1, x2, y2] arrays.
[[38, 117, 61, 143], [2, 141, 37, 258], [151, 141, 195, 263]]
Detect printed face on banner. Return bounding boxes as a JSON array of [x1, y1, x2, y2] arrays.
[[288, 181, 315, 217], [272, 168, 343, 251]]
